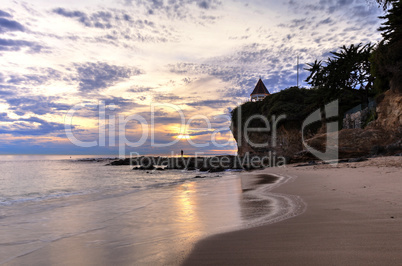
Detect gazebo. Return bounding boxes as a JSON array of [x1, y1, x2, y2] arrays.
[[250, 78, 270, 101]]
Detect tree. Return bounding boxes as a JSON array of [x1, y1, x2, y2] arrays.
[[305, 60, 323, 88], [305, 43, 374, 98], [371, 0, 402, 93], [378, 0, 402, 43]]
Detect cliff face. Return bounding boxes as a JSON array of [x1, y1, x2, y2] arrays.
[[230, 86, 330, 160], [231, 122, 303, 160], [231, 89, 402, 161], [305, 90, 402, 158], [305, 128, 395, 159], [370, 89, 402, 134]]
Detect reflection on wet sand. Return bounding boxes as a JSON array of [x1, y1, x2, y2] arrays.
[[239, 174, 278, 221], [175, 182, 197, 224], [174, 180, 242, 234], [1, 173, 289, 265], [240, 194, 274, 221], [254, 174, 280, 185]]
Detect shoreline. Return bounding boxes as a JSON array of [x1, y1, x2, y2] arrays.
[[1, 156, 400, 265], [238, 173, 306, 229], [0, 164, 291, 265], [183, 156, 402, 265]]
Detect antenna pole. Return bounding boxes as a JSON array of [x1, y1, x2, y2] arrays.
[[297, 55, 299, 88]]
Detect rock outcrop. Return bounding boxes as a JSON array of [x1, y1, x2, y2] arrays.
[[232, 122, 303, 160], [369, 90, 402, 134], [110, 155, 273, 170], [231, 89, 402, 162], [343, 107, 372, 129], [305, 128, 399, 158]]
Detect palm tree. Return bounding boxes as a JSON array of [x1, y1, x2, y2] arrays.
[[304, 60, 323, 88], [305, 43, 375, 104]]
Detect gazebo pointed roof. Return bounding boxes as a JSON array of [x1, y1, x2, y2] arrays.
[[250, 79, 269, 96]]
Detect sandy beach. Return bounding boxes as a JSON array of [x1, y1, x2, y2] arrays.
[[183, 156, 402, 265], [1, 156, 401, 265]]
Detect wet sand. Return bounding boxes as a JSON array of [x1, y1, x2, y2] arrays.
[[0, 171, 296, 265], [183, 157, 402, 265]]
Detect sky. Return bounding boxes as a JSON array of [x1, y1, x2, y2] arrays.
[[0, 0, 386, 156]]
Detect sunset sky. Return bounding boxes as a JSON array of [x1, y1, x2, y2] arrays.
[[0, 0, 385, 155]]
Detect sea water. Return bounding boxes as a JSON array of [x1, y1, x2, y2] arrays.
[[0, 155, 210, 208], [0, 155, 302, 265]]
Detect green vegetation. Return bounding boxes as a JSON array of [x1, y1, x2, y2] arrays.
[[371, 0, 402, 93], [305, 43, 374, 95], [231, 86, 364, 131]]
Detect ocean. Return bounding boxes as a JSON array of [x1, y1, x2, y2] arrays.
[[0, 155, 302, 265]]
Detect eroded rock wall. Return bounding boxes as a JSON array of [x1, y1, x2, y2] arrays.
[[231, 89, 402, 161], [370, 89, 402, 134]]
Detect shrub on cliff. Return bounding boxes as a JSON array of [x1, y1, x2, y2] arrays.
[[231, 86, 364, 132]]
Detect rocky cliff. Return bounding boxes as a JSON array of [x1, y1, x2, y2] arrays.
[[231, 89, 402, 162], [231, 122, 303, 161], [370, 89, 402, 133]]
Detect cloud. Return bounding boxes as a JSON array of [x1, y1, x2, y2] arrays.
[[187, 99, 233, 108], [298, 0, 354, 14], [0, 68, 66, 100], [102, 96, 145, 112], [317, 17, 333, 26], [52, 8, 86, 18], [151, 114, 185, 126], [0, 17, 25, 33], [5, 69, 63, 86], [0, 38, 43, 53], [6, 96, 71, 116], [74, 62, 143, 92], [0, 10, 12, 18], [287, 0, 381, 21], [127, 86, 152, 93], [197, 0, 219, 9], [327, 0, 355, 13], [278, 18, 309, 30], [153, 93, 182, 102], [0, 113, 70, 136], [53, 8, 114, 29], [53, 8, 153, 30], [52, 8, 90, 27], [58, 96, 147, 120], [129, 0, 221, 22], [0, 85, 16, 96], [0, 0, 385, 155], [166, 130, 215, 137], [52, 6, 182, 45], [0, 112, 12, 121], [351, 4, 380, 23], [168, 62, 249, 96], [167, 41, 311, 96]]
